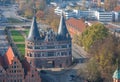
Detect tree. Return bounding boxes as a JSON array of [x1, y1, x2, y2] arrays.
[[24, 8, 33, 19], [86, 58, 102, 82], [73, 34, 81, 45], [78, 35, 119, 82], [17, 0, 48, 19], [104, 0, 118, 11], [38, 0, 46, 11], [44, 7, 60, 32], [90, 35, 119, 81], [78, 58, 102, 82], [80, 23, 108, 51], [36, 10, 45, 20]]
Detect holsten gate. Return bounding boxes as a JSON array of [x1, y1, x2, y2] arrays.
[[25, 14, 72, 68]]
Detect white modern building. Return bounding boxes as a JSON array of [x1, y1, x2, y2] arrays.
[[112, 11, 120, 22], [95, 11, 113, 22], [78, 10, 97, 19], [54, 7, 63, 15], [54, 7, 77, 19], [54, 5, 115, 22], [64, 10, 77, 19]]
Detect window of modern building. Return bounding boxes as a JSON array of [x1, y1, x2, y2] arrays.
[[47, 46, 55, 49], [69, 51, 71, 55], [66, 60, 68, 64], [47, 52, 54, 56], [56, 52, 60, 56], [61, 45, 67, 48]]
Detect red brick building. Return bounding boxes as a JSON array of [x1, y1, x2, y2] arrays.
[[23, 59, 41, 82], [66, 18, 87, 36], [0, 46, 41, 82], [0, 63, 6, 82], [25, 14, 72, 68]]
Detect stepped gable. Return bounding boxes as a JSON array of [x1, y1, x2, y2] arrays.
[[58, 13, 71, 40], [27, 16, 41, 41]]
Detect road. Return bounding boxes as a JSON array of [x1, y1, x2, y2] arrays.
[[40, 72, 57, 82], [0, 5, 30, 25], [0, 5, 49, 28], [40, 63, 86, 82]]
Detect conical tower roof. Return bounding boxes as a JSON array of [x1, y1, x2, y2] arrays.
[[113, 69, 120, 79], [113, 59, 120, 79], [27, 16, 40, 41], [58, 13, 71, 40]]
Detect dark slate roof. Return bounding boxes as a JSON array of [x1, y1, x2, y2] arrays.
[[27, 16, 40, 41], [58, 13, 71, 40]]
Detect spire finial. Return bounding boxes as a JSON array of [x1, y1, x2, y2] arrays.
[[116, 59, 120, 70], [33, 0, 36, 16], [61, 10, 64, 17]]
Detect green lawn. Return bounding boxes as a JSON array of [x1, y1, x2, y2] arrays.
[[16, 44, 25, 56], [11, 30, 25, 42], [11, 30, 26, 59], [24, 29, 29, 36]]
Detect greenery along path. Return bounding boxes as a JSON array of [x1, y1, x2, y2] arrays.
[[16, 44, 25, 56], [10, 30, 25, 57], [24, 29, 29, 36], [11, 30, 25, 42]]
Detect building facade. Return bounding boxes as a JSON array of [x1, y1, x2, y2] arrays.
[[78, 10, 97, 20], [95, 11, 113, 22], [54, 7, 77, 19], [6, 57, 24, 82], [0, 65, 6, 82], [0, 46, 41, 82], [25, 14, 72, 68]]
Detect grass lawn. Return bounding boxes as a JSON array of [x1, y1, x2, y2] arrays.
[[11, 30, 26, 59], [16, 44, 25, 56], [11, 30, 25, 42], [24, 29, 29, 36]]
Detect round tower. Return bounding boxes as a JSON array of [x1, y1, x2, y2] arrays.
[[113, 68, 120, 82], [113, 60, 120, 82]]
